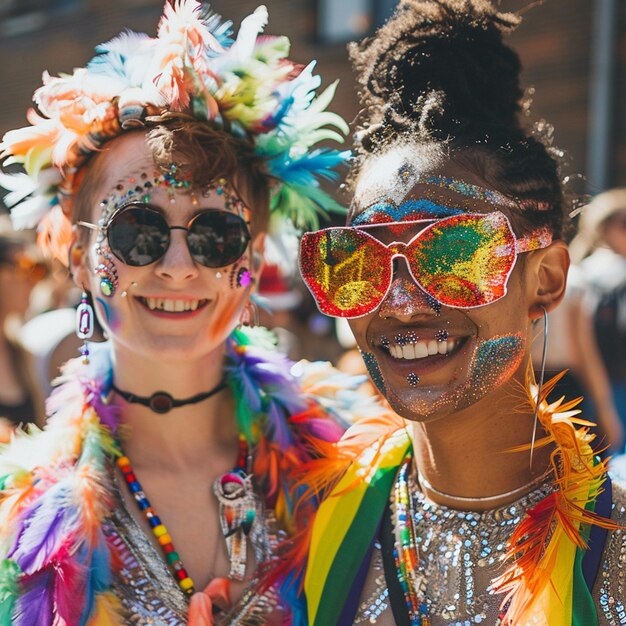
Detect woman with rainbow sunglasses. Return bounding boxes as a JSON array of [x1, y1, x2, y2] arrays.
[[0, 2, 394, 624], [298, 1, 625, 625]]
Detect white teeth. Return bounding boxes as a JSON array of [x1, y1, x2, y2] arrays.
[[387, 338, 459, 360], [143, 297, 203, 312], [402, 344, 416, 359], [415, 342, 429, 358]]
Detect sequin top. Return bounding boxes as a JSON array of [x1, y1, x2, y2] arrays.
[[103, 473, 283, 625], [354, 475, 626, 626]]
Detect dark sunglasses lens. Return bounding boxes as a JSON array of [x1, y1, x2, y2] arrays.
[[188, 211, 250, 267], [108, 205, 169, 266]]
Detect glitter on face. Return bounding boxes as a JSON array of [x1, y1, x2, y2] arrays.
[[360, 350, 386, 395], [467, 333, 525, 390], [351, 199, 463, 227], [379, 277, 440, 319], [423, 175, 519, 208], [386, 331, 526, 419], [407, 373, 420, 387], [98, 169, 243, 230]]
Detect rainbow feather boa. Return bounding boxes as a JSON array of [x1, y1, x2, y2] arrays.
[[0, 327, 366, 625], [301, 366, 618, 626]]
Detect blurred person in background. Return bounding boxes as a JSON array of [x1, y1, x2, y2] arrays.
[[0, 214, 48, 425], [570, 188, 626, 449]]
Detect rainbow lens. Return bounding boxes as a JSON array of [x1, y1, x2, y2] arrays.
[[299, 228, 392, 318]]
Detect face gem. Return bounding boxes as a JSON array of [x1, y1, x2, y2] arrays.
[[436, 329, 449, 342], [407, 373, 420, 387], [237, 267, 251, 288], [360, 350, 386, 395]]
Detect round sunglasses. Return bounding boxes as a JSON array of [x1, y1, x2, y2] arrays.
[[79, 203, 251, 268]]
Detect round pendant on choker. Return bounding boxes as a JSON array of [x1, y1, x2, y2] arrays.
[[111, 380, 227, 414]]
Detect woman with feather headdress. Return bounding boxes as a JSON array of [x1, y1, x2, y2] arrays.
[[0, 2, 389, 624], [297, 1, 626, 624]]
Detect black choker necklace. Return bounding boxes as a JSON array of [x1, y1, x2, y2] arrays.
[[111, 379, 227, 414]]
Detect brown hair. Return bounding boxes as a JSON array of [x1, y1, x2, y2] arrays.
[[73, 112, 271, 237]]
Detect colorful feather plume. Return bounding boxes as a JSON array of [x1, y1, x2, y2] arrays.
[[490, 365, 618, 625], [0, 328, 368, 624], [0, 0, 349, 264]]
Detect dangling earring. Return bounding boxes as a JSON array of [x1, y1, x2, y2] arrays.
[[96, 248, 118, 297], [529, 305, 549, 471], [239, 299, 259, 327], [76, 291, 94, 364]]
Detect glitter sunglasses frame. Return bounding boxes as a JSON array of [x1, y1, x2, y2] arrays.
[[299, 211, 553, 318]]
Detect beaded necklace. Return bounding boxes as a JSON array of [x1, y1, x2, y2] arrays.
[[116, 434, 250, 596], [392, 455, 430, 626]]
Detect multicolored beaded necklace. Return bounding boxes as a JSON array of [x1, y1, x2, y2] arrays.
[[116, 434, 251, 596], [392, 455, 431, 626]]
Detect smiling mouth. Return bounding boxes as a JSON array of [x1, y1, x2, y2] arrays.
[[379, 333, 468, 363], [138, 297, 209, 313]]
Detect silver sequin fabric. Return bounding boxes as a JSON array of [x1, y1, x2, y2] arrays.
[[102, 473, 283, 625], [354, 475, 626, 625]]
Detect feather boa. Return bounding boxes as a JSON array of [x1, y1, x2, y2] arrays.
[[300, 366, 618, 626], [0, 327, 361, 625]]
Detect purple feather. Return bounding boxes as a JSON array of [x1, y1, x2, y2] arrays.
[[13, 569, 54, 626], [265, 400, 293, 449], [8, 482, 70, 575], [86, 382, 119, 432]]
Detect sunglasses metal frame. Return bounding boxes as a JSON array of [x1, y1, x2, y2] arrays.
[[78, 202, 251, 268], [299, 211, 553, 318]]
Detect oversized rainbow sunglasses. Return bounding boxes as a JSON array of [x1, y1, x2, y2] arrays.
[[299, 211, 552, 318]]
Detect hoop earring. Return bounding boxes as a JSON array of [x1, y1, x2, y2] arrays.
[[76, 291, 94, 365], [529, 305, 549, 471]]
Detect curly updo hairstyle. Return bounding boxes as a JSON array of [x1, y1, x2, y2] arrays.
[[349, 0, 566, 238]]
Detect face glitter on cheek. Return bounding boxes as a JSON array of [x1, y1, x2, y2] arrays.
[[467, 333, 526, 390], [360, 350, 386, 395]]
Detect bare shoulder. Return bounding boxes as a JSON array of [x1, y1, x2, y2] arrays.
[[594, 479, 626, 625]]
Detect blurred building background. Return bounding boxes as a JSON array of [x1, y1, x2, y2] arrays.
[[0, 0, 625, 193]]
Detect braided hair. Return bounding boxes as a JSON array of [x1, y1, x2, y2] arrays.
[[349, 0, 566, 237]]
